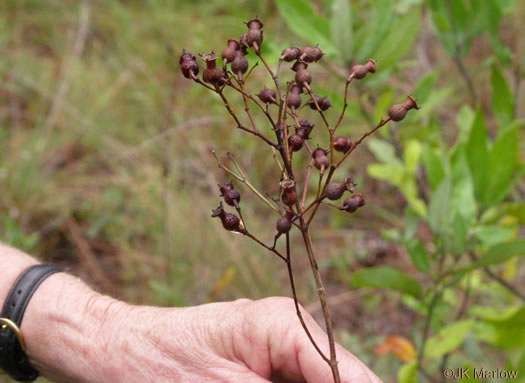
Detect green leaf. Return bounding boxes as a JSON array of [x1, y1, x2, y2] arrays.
[[424, 319, 475, 359], [368, 163, 404, 184], [412, 71, 437, 104], [275, 0, 338, 57], [474, 239, 525, 268], [486, 122, 520, 204], [352, 266, 422, 297], [355, 0, 393, 62], [450, 0, 469, 35], [474, 307, 525, 349], [456, 105, 475, 143], [409, 87, 452, 121], [367, 139, 397, 163], [465, 109, 489, 204], [469, 305, 522, 322], [400, 175, 427, 217], [491, 65, 513, 126], [422, 147, 445, 191], [331, 0, 352, 63], [403, 140, 422, 174], [449, 145, 477, 222], [472, 225, 516, 248], [450, 213, 469, 255], [398, 361, 417, 383], [489, 166, 525, 206], [403, 207, 420, 240], [370, 5, 421, 68], [506, 203, 525, 225], [483, 305, 525, 326], [405, 239, 430, 273], [428, 1, 454, 55], [374, 88, 393, 122], [428, 177, 451, 233], [488, 29, 512, 67]]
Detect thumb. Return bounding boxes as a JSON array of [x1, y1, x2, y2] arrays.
[[293, 317, 382, 383], [259, 297, 382, 383]]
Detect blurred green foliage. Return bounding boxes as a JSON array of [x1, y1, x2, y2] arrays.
[[275, 0, 525, 381], [0, 0, 524, 382]]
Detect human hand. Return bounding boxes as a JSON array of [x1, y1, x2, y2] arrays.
[[2, 244, 380, 383], [97, 297, 382, 383], [17, 264, 380, 383]]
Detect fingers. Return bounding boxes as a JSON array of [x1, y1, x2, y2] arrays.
[[252, 297, 382, 383], [290, 321, 379, 383]]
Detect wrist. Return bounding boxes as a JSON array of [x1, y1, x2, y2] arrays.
[[0, 244, 38, 309], [21, 272, 128, 382]]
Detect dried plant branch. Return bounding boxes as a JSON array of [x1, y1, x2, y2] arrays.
[[244, 231, 287, 263], [333, 73, 355, 132], [336, 116, 392, 168], [215, 88, 277, 147], [212, 150, 280, 214], [227, 81, 276, 128], [304, 83, 330, 131], [254, 48, 282, 100], [179, 22, 419, 383], [285, 233, 330, 363], [301, 160, 313, 209]]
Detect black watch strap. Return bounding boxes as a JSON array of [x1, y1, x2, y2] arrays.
[[0, 264, 61, 382]]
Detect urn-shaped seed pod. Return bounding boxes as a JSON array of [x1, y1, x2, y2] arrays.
[[241, 18, 264, 49], [314, 154, 329, 172], [231, 49, 248, 76], [288, 134, 304, 152], [351, 59, 376, 80], [276, 214, 292, 234], [218, 182, 241, 207], [312, 147, 327, 159], [296, 126, 310, 140], [341, 197, 359, 213], [179, 50, 199, 79], [258, 87, 276, 104], [280, 180, 298, 206], [325, 183, 345, 201], [299, 119, 314, 133], [306, 96, 321, 110], [333, 137, 353, 153], [364, 59, 377, 73], [287, 84, 302, 109], [324, 177, 355, 201], [224, 189, 241, 206], [239, 32, 248, 47], [352, 194, 365, 207], [292, 61, 312, 87], [318, 97, 331, 110], [211, 202, 244, 232], [333, 137, 349, 152], [218, 182, 234, 191], [340, 194, 365, 213], [388, 95, 420, 121], [280, 46, 301, 62], [306, 96, 331, 111], [200, 52, 226, 86], [387, 104, 407, 122], [300, 45, 324, 63], [221, 39, 240, 64]]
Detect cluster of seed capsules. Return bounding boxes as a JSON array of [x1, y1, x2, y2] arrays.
[[179, 17, 420, 239]]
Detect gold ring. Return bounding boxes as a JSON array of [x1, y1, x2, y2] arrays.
[[0, 317, 27, 352]]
